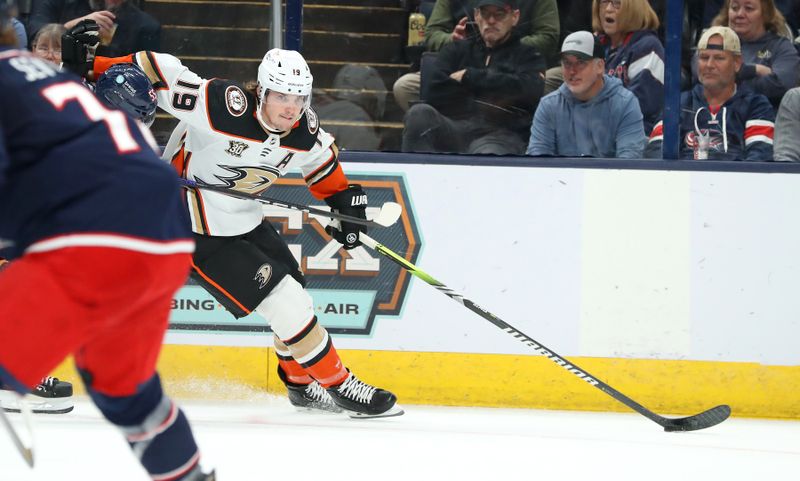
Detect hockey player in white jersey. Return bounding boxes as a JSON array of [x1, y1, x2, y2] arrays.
[[63, 33, 402, 417]]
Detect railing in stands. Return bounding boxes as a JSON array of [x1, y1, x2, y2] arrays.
[[338, 151, 800, 173]]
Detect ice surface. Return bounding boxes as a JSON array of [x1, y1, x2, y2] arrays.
[[2, 396, 798, 480]]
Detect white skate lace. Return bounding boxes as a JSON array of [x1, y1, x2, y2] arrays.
[[337, 374, 376, 404], [36, 377, 58, 392], [305, 381, 332, 402]]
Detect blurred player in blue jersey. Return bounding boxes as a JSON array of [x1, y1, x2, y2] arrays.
[[0, 2, 214, 479], [0, 63, 157, 416]]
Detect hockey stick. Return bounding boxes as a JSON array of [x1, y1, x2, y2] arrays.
[[0, 398, 35, 467], [179, 179, 402, 229], [359, 233, 731, 432]]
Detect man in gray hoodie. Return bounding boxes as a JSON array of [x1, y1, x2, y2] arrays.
[[526, 31, 646, 158], [774, 87, 800, 161]]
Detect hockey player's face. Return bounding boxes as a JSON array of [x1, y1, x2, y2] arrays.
[[262, 91, 306, 131]]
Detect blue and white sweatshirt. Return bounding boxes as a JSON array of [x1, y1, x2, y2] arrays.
[[599, 30, 664, 134], [527, 75, 646, 158], [645, 83, 775, 161]]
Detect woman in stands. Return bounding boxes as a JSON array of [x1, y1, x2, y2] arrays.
[[30, 23, 66, 65], [710, 0, 800, 108], [593, 0, 665, 134]]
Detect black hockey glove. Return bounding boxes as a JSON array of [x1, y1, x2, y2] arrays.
[[324, 184, 368, 250], [61, 19, 100, 77]]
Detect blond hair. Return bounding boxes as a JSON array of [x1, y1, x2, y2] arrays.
[[31, 23, 66, 50], [711, 0, 787, 36], [592, 0, 659, 34]]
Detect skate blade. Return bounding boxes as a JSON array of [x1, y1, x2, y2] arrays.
[[345, 404, 405, 419], [2, 395, 74, 415], [292, 405, 344, 415]]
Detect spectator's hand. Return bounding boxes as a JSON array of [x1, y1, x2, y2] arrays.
[[61, 19, 100, 77], [451, 17, 468, 42], [65, 11, 116, 36], [450, 69, 466, 82], [754, 64, 773, 77]]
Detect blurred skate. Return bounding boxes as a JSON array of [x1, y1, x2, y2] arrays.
[[0, 376, 74, 414]]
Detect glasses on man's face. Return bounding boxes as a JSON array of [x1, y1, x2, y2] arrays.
[[561, 58, 591, 71], [599, 0, 622, 8], [477, 7, 511, 21]]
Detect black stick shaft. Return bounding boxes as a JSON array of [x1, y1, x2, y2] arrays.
[[180, 179, 383, 228], [359, 233, 730, 432]]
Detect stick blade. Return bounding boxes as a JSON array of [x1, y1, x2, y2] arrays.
[[371, 202, 402, 227], [662, 404, 731, 432]]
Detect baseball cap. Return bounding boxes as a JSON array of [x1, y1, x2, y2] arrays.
[[697, 26, 741, 54], [560, 31, 603, 60], [474, 0, 517, 9]]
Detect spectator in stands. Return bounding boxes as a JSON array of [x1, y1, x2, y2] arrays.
[[393, 0, 558, 111], [30, 23, 65, 65], [647, 27, 774, 160], [527, 31, 645, 158], [315, 64, 387, 150], [702, 0, 800, 39], [402, 0, 546, 155], [774, 87, 800, 160], [707, 0, 800, 108], [594, 0, 664, 133], [28, 0, 159, 56]]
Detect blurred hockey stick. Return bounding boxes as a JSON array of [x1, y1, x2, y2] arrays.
[[0, 397, 35, 467], [359, 233, 731, 432], [179, 179, 402, 229]]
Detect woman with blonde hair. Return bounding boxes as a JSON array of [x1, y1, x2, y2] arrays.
[[710, 0, 800, 107], [30, 23, 66, 65], [593, 0, 665, 132]]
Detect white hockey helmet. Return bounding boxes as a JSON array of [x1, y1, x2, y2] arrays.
[[257, 48, 313, 112]]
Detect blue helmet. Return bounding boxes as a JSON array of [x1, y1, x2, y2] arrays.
[[95, 63, 158, 127]]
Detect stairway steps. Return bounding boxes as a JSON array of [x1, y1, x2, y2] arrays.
[[162, 26, 402, 63], [176, 56, 409, 90], [147, 1, 405, 33], [148, 0, 408, 148], [159, 0, 400, 5], [152, 115, 402, 151]]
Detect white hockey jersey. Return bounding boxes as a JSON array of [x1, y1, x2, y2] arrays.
[[94, 51, 349, 236]]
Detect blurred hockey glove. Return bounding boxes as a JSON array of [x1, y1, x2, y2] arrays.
[[61, 19, 100, 77], [324, 184, 367, 250]]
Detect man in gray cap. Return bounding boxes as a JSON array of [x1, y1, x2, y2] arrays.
[[402, 0, 546, 155], [527, 30, 646, 158]]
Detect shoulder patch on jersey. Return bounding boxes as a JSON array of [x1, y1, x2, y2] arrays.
[[225, 85, 248, 117], [280, 110, 320, 151], [207, 79, 269, 142], [306, 107, 319, 135]]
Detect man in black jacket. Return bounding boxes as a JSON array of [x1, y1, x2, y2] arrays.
[[401, 0, 546, 155]]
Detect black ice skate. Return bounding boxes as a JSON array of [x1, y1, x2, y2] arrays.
[[278, 367, 342, 414], [326, 370, 404, 419], [0, 376, 74, 414]]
